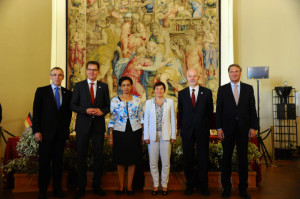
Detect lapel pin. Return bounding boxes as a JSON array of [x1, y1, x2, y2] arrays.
[[201, 92, 203, 94], [98, 86, 101, 89]]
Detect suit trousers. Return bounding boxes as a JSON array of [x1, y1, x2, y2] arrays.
[[221, 124, 249, 192], [182, 130, 209, 189], [148, 131, 171, 188], [76, 121, 104, 190], [38, 135, 66, 193]]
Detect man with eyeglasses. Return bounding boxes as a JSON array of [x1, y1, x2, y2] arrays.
[[32, 67, 72, 199], [70, 61, 110, 199]]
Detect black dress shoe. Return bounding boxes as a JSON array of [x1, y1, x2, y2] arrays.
[[152, 190, 159, 195], [184, 187, 194, 195], [200, 188, 210, 196], [53, 190, 66, 198], [239, 191, 251, 199], [93, 188, 106, 196], [127, 190, 134, 196], [162, 190, 168, 195], [222, 190, 231, 198], [38, 193, 47, 199], [74, 189, 85, 199], [115, 187, 125, 195]]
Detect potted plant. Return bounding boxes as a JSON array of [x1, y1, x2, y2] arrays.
[[2, 128, 41, 192], [2, 128, 260, 191]]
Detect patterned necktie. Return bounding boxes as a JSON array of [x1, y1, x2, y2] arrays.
[[234, 84, 239, 105], [192, 89, 196, 108], [55, 87, 60, 109], [90, 83, 95, 105]]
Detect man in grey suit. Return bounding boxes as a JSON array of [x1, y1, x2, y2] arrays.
[[70, 61, 110, 199]]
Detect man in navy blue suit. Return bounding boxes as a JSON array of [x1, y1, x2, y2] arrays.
[[33, 67, 72, 199], [216, 64, 258, 199]]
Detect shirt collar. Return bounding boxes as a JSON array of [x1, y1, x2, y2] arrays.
[[87, 79, 97, 85], [189, 85, 199, 92], [51, 84, 61, 90], [230, 81, 240, 87]]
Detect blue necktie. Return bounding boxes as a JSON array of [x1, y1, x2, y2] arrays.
[[55, 87, 60, 109]]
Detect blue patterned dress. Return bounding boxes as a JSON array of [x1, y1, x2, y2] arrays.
[[109, 95, 143, 165]]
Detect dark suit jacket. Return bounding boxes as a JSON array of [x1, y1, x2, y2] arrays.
[[70, 80, 110, 134], [178, 86, 213, 139], [32, 85, 72, 141], [216, 82, 258, 135]]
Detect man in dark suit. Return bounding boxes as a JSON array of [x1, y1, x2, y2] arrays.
[[216, 64, 258, 199], [33, 67, 72, 199], [178, 68, 213, 196], [70, 61, 110, 199]]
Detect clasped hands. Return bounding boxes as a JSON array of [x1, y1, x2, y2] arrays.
[[86, 108, 103, 116], [144, 139, 175, 144]]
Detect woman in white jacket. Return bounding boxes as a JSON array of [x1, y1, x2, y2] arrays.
[[144, 82, 176, 195]]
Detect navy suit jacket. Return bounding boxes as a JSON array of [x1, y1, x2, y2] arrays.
[[178, 86, 213, 139], [32, 85, 72, 141], [216, 82, 258, 135], [70, 80, 110, 134]]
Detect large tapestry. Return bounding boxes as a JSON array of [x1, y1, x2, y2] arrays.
[[67, 0, 220, 107]]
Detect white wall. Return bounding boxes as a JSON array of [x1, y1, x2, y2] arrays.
[[0, 0, 52, 157], [233, 0, 300, 153]]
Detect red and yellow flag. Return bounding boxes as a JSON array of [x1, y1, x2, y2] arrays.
[[24, 113, 32, 128]]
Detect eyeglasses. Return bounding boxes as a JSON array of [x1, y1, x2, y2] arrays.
[[51, 74, 64, 77], [86, 69, 98, 72]]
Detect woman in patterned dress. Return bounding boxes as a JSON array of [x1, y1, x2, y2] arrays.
[[108, 76, 144, 195]]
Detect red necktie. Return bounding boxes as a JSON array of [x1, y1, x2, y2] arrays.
[[90, 83, 95, 105], [192, 89, 196, 108]]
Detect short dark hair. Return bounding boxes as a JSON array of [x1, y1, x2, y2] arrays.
[[86, 61, 100, 70], [118, 76, 133, 86], [228, 64, 242, 72], [50, 67, 64, 75], [153, 81, 166, 91]]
